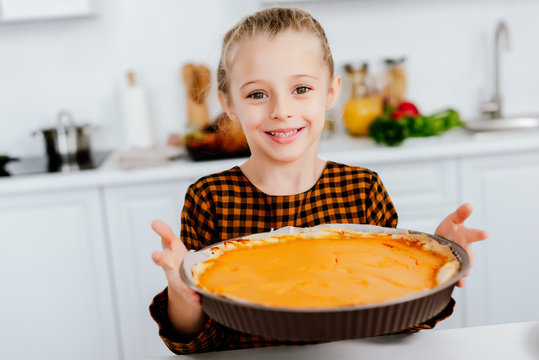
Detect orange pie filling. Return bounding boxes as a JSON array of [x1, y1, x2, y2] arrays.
[[192, 230, 459, 308]]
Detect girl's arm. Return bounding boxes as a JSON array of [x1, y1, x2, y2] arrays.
[[151, 220, 206, 336], [150, 184, 230, 354]]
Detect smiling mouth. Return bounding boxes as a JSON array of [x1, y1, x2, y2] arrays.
[[265, 127, 305, 137]]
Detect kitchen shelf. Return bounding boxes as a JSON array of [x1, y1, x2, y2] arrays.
[[0, 0, 94, 23]]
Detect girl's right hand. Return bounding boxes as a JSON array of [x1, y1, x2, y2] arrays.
[[151, 220, 201, 307]]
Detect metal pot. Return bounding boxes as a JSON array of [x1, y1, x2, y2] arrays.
[[33, 110, 97, 163], [0, 155, 19, 176]]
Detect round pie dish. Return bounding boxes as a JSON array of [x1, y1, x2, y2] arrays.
[[181, 224, 470, 341]]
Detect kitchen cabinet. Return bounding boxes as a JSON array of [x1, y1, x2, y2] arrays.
[[364, 159, 459, 231], [0, 188, 119, 360], [103, 179, 195, 360], [460, 150, 539, 327], [0, 0, 94, 22]]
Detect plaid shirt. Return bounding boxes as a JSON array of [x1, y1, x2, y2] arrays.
[[150, 161, 455, 354]]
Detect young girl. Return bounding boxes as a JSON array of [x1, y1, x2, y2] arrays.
[[150, 7, 488, 354]]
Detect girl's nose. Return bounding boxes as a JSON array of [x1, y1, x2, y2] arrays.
[[270, 95, 293, 121]]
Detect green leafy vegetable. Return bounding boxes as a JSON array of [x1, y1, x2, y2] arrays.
[[369, 107, 463, 146]]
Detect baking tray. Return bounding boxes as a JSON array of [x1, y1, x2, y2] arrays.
[[181, 224, 470, 341]]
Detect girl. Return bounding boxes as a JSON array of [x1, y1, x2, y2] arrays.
[[150, 7, 488, 354]]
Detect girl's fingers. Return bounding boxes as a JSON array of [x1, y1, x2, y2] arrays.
[[435, 204, 471, 237], [152, 251, 172, 268], [153, 249, 191, 297], [453, 228, 487, 268], [151, 251, 162, 265], [436, 204, 486, 290], [151, 220, 178, 250], [151, 221, 199, 306], [152, 220, 189, 256], [452, 203, 473, 225], [151, 250, 175, 272], [461, 227, 489, 243]]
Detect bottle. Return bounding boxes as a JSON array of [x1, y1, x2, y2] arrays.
[[381, 57, 407, 109], [342, 63, 383, 136]]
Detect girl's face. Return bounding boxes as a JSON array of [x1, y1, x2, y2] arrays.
[[219, 30, 341, 165]]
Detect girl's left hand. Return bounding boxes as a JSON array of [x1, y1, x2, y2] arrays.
[[435, 203, 489, 288]]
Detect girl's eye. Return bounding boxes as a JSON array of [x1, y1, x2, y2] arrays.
[[247, 92, 267, 99], [293, 86, 311, 95]]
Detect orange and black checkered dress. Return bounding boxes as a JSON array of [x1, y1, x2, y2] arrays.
[[149, 161, 455, 354]]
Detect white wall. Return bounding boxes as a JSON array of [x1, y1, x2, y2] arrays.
[[308, 0, 539, 122], [1, 0, 537, 157]]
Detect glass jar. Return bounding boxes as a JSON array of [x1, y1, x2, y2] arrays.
[[342, 63, 383, 136], [381, 57, 407, 109]]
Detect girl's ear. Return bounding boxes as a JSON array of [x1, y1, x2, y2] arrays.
[[325, 75, 342, 110], [218, 91, 239, 121]]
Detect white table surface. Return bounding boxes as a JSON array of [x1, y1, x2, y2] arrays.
[[148, 321, 539, 360]]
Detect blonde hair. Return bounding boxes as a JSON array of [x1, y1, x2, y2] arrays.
[[217, 7, 334, 94]]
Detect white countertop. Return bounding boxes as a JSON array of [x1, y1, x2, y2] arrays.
[[147, 321, 539, 360], [2, 128, 539, 196]]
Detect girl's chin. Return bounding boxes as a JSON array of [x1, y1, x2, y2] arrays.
[[265, 141, 319, 163]]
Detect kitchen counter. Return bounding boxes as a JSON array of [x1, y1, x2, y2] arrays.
[[2, 128, 539, 196], [147, 321, 539, 360]]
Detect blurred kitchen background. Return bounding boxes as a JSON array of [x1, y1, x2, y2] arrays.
[[1, 1, 539, 360], [1, 0, 538, 156]]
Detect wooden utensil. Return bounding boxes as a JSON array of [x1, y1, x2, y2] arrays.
[[182, 63, 211, 130]]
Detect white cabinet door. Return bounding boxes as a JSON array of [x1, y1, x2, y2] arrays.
[[103, 179, 194, 359], [461, 151, 539, 327], [0, 0, 94, 22], [365, 159, 459, 217], [0, 189, 119, 360]]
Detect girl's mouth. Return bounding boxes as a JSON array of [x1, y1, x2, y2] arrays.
[[264, 127, 305, 144]]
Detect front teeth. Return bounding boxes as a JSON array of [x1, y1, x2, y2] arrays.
[[269, 128, 300, 137]]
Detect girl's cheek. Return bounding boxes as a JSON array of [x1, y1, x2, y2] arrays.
[[304, 95, 327, 118], [238, 105, 267, 129]]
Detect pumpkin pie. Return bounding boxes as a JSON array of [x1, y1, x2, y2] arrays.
[[191, 229, 459, 308]]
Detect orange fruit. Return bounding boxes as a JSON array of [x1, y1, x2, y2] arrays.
[[343, 96, 383, 136]]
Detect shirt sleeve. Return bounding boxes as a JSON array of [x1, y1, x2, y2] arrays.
[[365, 171, 398, 228], [149, 287, 227, 354]]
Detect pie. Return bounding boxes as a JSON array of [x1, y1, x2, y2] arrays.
[[191, 228, 460, 308]]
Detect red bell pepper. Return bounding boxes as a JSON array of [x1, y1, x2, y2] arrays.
[[391, 101, 420, 119]]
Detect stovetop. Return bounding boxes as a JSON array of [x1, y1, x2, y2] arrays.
[[1, 151, 111, 177]]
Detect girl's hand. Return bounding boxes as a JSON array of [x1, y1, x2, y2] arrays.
[[151, 220, 201, 307], [435, 203, 489, 288]]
